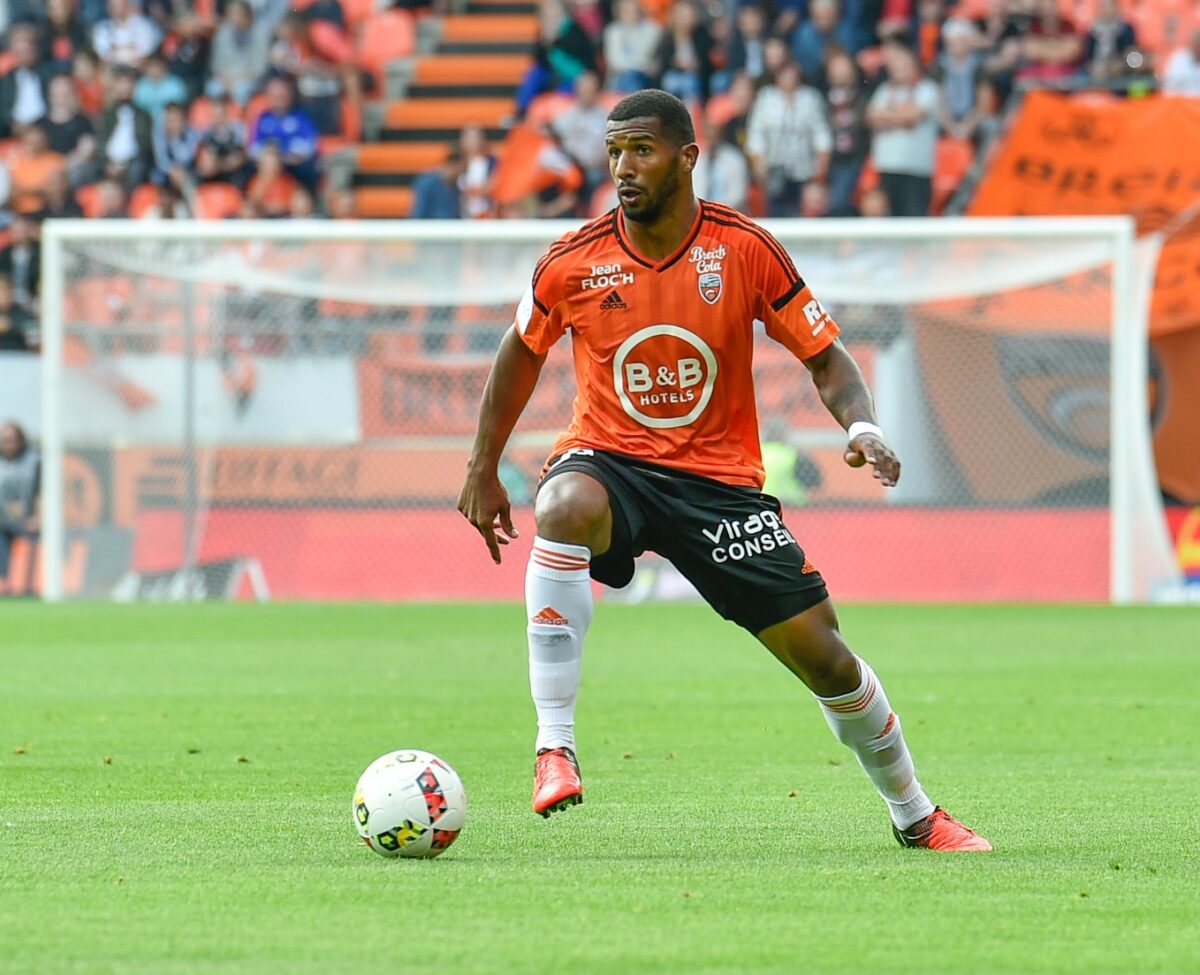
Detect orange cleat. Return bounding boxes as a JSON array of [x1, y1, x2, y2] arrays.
[[893, 807, 993, 852], [532, 747, 583, 818]]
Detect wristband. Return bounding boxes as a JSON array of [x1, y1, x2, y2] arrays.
[[847, 421, 884, 443]]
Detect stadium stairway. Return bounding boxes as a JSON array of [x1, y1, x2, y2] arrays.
[[347, 0, 537, 218]]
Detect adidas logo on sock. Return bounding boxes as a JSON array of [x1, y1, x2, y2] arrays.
[[599, 290, 628, 310], [531, 606, 570, 625]]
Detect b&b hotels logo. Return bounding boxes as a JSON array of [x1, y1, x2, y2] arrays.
[[613, 324, 718, 429]]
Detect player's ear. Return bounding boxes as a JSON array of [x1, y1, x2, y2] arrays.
[[681, 143, 699, 173]]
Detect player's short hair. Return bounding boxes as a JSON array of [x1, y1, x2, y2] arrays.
[[607, 89, 696, 147]]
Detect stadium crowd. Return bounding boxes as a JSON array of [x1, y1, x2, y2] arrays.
[[0, 0, 1197, 350]]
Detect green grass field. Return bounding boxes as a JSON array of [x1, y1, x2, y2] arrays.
[[1, 603, 1198, 975]]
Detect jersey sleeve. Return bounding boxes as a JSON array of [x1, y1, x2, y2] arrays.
[[513, 244, 571, 355], [748, 230, 839, 361]]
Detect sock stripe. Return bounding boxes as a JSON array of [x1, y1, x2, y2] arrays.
[[532, 547, 590, 570], [823, 674, 879, 713]]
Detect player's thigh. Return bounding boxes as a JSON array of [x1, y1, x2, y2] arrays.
[[535, 469, 613, 553]]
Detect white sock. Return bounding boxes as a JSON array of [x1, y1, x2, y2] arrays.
[[815, 656, 935, 830], [526, 536, 593, 754]]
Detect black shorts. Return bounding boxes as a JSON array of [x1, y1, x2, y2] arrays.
[[540, 449, 829, 634]]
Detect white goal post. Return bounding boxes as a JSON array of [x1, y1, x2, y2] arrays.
[[36, 215, 1182, 604]]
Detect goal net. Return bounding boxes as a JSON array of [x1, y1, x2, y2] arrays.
[[37, 217, 1182, 603]]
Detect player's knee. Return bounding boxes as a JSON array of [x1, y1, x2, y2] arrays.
[[805, 645, 861, 697], [535, 474, 611, 550]]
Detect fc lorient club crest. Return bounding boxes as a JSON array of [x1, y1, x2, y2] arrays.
[[698, 272, 723, 305]]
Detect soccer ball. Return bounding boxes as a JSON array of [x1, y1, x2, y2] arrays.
[[353, 750, 466, 859]]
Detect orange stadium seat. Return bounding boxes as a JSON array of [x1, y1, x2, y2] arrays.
[[76, 182, 103, 218], [439, 15, 537, 44], [413, 54, 532, 86], [356, 10, 417, 90], [243, 92, 271, 135], [356, 142, 448, 172], [194, 182, 244, 219], [353, 187, 414, 218], [932, 138, 974, 215], [341, 0, 377, 28], [524, 92, 574, 128], [128, 184, 162, 218], [384, 97, 514, 130]]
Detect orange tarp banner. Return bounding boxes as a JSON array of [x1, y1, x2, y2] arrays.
[[970, 91, 1200, 337]]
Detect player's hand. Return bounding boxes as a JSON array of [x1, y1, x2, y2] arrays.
[[844, 434, 901, 488], [457, 467, 519, 565]]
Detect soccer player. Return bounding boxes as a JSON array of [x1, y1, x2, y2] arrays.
[[457, 90, 990, 852]]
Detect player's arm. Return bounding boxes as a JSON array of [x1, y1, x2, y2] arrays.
[[803, 339, 901, 488], [458, 326, 548, 564]]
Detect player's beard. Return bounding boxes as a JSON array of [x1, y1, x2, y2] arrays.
[[620, 159, 681, 225]]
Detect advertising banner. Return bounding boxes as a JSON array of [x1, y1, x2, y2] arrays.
[[969, 91, 1200, 501]]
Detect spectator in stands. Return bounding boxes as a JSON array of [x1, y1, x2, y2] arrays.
[[95, 65, 155, 189], [41, 0, 92, 74], [719, 4, 769, 91], [327, 187, 355, 219], [288, 184, 316, 218], [458, 123, 496, 219], [195, 95, 248, 187], [746, 60, 831, 216], [518, 0, 597, 115], [34, 167, 84, 219], [760, 35, 791, 90], [0, 24, 51, 139], [134, 52, 190, 124], [692, 117, 750, 212], [914, 0, 944, 70], [42, 75, 96, 187], [153, 101, 199, 190], [72, 48, 106, 116], [937, 18, 981, 136], [801, 179, 828, 216], [603, 0, 661, 94], [0, 280, 36, 353], [866, 41, 938, 216], [141, 180, 192, 218], [657, 0, 713, 103], [411, 148, 463, 220], [92, 0, 162, 69], [791, 0, 856, 90], [209, 0, 272, 106], [1017, 0, 1081, 84], [0, 162, 8, 214], [7, 124, 66, 216], [268, 12, 347, 135], [94, 176, 129, 217], [248, 74, 320, 190], [973, 0, 1025, 97], [551, 70, 608, 195], [164, 12, 212, 101], [824, 50, 869, 216], [0, 215, 39, 313], [245, 142, 297, 216], [1163, 30, 1200, 96], [1083, 0, 1136, 82], [859, 184, 889, 216], [0, 422, 40, 590], [719, 70, 756, 151]]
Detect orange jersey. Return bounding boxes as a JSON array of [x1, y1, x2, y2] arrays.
[[515, 201, 839, 487]]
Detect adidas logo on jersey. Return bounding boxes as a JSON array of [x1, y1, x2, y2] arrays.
[[599, 290, 628, 310]]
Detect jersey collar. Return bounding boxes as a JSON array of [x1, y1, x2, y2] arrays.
[[613, 200, 705, 273]]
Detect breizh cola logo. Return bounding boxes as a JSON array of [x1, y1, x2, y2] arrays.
[[612, 324, 718, 429]]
